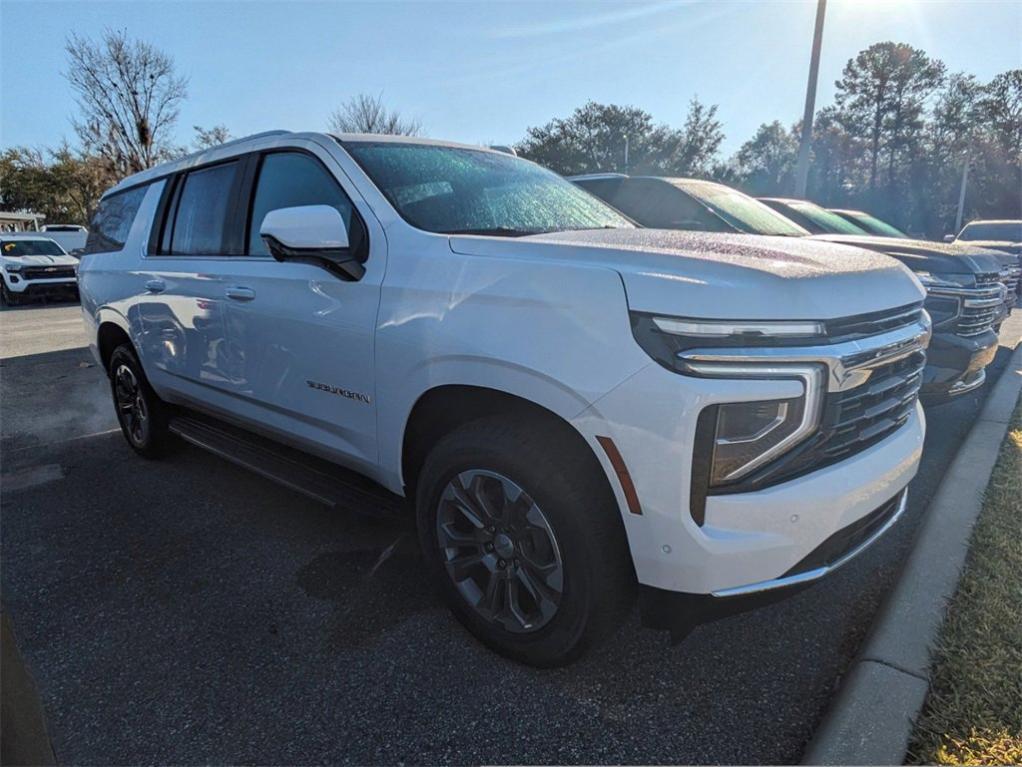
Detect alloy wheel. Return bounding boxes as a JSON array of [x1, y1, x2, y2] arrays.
[[436, 470, 564, 633], [114, 364, 149, 446]]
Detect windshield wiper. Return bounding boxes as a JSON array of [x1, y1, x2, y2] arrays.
[[440, 227, 537, 237]]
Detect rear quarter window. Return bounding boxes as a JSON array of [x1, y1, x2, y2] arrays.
[[85, 185, 148, 254]]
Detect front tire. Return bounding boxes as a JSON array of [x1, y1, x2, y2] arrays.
[[416, 416, 634, 667], [108, 344, 172, 458], [1, 282, 20, 306]]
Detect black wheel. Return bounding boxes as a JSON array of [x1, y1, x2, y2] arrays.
[[416, 416, 634, 667], [108, 344, 172, 458], [1, 281, 20, 306]]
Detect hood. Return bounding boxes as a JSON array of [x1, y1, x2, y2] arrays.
[[959, 240, 1022, 258], [811, 234, 1007, 273], [450, 229, 924, 320], [0, 253, 79, 268]]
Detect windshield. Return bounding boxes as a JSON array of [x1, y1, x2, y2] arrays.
[[343, 142, 633, 236], [958, 222, 1022, 242], [840, 211, 907, 238], [783, 201, 868, 235], [1, 239, 66, 256], [677, 182, 809, 236]]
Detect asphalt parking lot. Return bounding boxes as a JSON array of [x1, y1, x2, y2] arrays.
[[3, 300, 1021, 765]]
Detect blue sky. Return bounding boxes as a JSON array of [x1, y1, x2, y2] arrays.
[[2, 0, 1020, 158]]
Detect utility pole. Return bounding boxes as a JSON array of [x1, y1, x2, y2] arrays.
[[954, 159, 970, 234], [624, 135, 629, 173], [794, 0, 827, 198]]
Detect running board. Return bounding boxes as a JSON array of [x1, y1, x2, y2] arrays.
[[168, 415, 404, 518]]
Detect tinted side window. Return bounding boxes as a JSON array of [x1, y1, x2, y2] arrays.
[[85, 185, 148, 254], [169, 162, 239, 255], [247, 152, 358, 256]]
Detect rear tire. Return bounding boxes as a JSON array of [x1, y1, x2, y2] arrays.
[[416, 416, 634, 667], [108, 344, 172, 459]]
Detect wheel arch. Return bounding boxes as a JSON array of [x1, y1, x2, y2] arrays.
[[96, 311, 134, 373], [399, 384, 611, 503]]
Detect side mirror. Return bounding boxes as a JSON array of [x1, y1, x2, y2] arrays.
[[943, 234, 955, 243], [259, 205, 364, 281]]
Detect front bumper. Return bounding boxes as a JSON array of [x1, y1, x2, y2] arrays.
[[921, 328, 997, 401], [575, 356, 925, 596], [639, 489, 908, 638]]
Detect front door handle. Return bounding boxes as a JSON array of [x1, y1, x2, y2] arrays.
[[144, 279, 166, 294], [224, 286, 256, 302]]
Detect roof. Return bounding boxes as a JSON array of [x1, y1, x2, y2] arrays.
[[0, 212, 45, 222], [829, 209, 868, 216], [568, 173, 628, 182], [105, 131, 510, 197]]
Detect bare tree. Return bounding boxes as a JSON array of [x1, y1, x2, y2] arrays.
[[64, 30, 188, 175], [193, 124, 232, 150], [328, 92, 421, 136]]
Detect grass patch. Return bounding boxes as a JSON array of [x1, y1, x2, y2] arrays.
[[908, 396, 1022, 765]]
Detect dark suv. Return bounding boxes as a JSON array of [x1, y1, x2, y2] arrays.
[[571, 175, 1003, 400]]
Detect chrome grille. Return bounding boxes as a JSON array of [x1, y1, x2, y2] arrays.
[[822, 351, 926, 460], [953, 273, 1002, 337], [999, 266, 1020, 306]]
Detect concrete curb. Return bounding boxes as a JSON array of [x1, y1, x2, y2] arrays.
[[802, 339, 1022, 765]]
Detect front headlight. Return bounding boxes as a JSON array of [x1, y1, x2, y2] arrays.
[[709, 396, 808, 484], [4, 262, 22, 272], [687, 361, 826, 487]]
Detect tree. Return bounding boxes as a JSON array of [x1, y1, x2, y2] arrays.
[[193, 124, 232, 150], [674, 98, 725, 176], [64, 29, 187, 175], [731, 120, 798, 195], [834, 42, 944, 194], [516, 99, 723, 177], [0, 146, 112, 225], [328, 93, 421, 136]]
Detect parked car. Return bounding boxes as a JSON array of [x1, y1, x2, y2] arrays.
[[79, 132, 930, 666], [947, 219, 1022, 295], [829, 209, 908, 239], [570, 175, 1000, 400], [0, 236, 80, 305], [761, 197, 1020, 329], [40, 224, 89, 255]]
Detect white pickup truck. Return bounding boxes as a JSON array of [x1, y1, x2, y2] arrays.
[[78, 132, 929, 665], [1, 236, 80, 305]]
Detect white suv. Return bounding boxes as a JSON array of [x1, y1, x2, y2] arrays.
[[79, 131, 930, 665]]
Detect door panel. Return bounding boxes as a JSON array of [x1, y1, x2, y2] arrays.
[[138, 161, 242, 399], [216, 148, 385, 472]]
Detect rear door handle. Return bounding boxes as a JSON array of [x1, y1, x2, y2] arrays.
[[144, 279, 166, 294], [224, 286, 256, 302]]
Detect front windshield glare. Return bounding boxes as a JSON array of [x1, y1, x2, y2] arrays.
[[344, 142, 633, 235], [1, 239, 66, 256], [682, 184, 809, 236], [849, 212, 906, 238], [790, 203, 868, 235], [959, 222, 1022, 242]]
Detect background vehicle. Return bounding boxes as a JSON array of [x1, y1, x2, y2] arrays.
[[40, 224, 89, 255], [572, 175, 1002, 400], [79, 132, 929, 666], [761, 197, 1019, 322], [947, 219, 1022, 295], [830, 209, 909, 239], [0, 236, 80, 305]]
